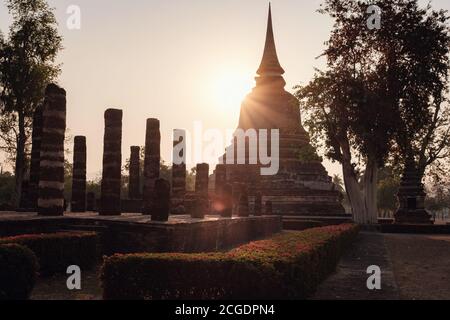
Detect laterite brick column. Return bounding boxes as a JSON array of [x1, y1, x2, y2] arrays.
[[143, 119, 160, 215], [100, 109, 122, 216], [71, 136, 87, 212], [171, 129, 186, 214], [192, 163, 209, 218], [254, 192, 262, 216], [221, 183, 233, 218], [151, 178, 171, 222], [86, 192, 96, 211], [214, 164, 226, 197], [128, 146, 141, 199], [238, 187, 249, 217], [38, 84, 67, 216]]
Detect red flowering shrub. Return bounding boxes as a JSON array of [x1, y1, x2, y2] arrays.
[[101, 224, 359, 300], [0, 232, 98, 276]]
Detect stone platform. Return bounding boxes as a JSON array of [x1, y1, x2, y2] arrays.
[[0, 212, 282, 254]]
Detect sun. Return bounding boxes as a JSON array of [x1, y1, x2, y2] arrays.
[[212, 68, 254, 112]]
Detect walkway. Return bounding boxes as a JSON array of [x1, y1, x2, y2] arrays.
[[313, 232, 450, 300]]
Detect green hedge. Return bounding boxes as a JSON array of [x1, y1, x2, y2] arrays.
[[0, 232, 98, 276], [101, 224, 359, 300], [0, 244, 39, 300]]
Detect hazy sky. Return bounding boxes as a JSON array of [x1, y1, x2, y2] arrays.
[[1, 0, 449, 179]]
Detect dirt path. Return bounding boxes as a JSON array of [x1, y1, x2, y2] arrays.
[[313, 232, 450, 300], [31, 266, 102, 300], [385, 233, 450, 300], [312, 232, 400, 300]]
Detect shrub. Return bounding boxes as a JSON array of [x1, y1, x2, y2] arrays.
[[101, 224, 359, 300], [0, 232, 98, 276], [0, 244, 39, 300]]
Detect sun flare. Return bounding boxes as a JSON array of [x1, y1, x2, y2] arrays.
[[212, 68, 254, 112]]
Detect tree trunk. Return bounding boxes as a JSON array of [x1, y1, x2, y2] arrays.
[[13, 111, 26, 208], [339, 138, 367, 224], [363, 157, 379, 224]]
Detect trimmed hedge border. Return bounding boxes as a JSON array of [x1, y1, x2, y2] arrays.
[[101, 224, 359, 300], [0, 244, 39, 300], [0, 232, 98, 276]]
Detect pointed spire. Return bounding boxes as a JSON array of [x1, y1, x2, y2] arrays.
[[256, 3, 285, 77]]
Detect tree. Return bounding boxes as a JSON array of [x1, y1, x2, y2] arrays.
[[0, 0, 62, 207], [375, 0, 450, 186], [296, 67, 394, 224], [332, 174, 351, 213], [295, 0, 450, 224]]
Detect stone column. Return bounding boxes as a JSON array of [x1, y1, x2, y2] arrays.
[[71, 136, 87, 212], [265, 200, 273, 215], [86, 192, 96, 211], [232, 182, 242, 216], [128, 146, 141, 199], [212, 164, 227, 216], [192, 163, 209, 218], [171, 129, 186, 214], [221, 183, 233, 218], [29, 105, 43, 210], [214, 164, 226, 197], [143, 119, 160, 215], [151, 178, 171, 222], [238, 187, 249, 217], [254, 192, 262, 216], [38, 84, 66, 216], [100, 109, 122, 216]]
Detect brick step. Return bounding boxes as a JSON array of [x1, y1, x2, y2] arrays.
[[58, 224, 108, 232]]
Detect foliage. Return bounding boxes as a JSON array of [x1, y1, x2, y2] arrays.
[[425, 166, 450, 212], [0, 243, 38, 300], [101, 224, 359, 300], [0, 171, 15, 206], [0, 232, 97, 276], [0, 0, 63, 206], [377, 167, 401, 217]]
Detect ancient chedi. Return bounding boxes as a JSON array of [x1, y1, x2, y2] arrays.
[[100, 109, 123, 215], [395, 157, 432, 224], [38, 84, 67, 216], [143, 119, 161, 215], [129, 146, 141, 200], [71, 136, 87, 212], [223, 5, 344, 216]]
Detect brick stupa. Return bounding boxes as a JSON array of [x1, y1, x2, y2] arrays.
[[221, 5, 345, 217]]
